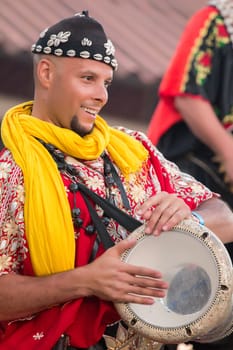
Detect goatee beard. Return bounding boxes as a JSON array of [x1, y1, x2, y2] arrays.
[[70, 116, 94, 137]]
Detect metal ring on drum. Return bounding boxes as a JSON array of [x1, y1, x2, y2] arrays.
[[114, 219, 233, 344]]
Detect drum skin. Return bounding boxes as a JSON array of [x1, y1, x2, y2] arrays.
[[115, 219, 233, 344]]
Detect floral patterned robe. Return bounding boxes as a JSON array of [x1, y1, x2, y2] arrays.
[[0, 128, 214, 349]]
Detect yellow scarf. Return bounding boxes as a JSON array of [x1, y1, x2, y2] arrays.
[[1, 101, 148, 276]]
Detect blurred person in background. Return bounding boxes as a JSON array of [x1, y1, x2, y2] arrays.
[[148, 1, 233, 350]]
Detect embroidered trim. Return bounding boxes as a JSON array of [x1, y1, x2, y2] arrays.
[[209, 0, 233, 46], [180, 11, 217, 91]]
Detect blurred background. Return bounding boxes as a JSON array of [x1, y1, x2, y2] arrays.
[[0, 0, 206, 132]]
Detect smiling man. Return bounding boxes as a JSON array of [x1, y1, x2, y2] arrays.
[[32, 55, 113, 136], [0, 10, 233, 350]]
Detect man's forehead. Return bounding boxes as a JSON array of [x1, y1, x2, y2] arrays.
[[63, 56, 114, 77]]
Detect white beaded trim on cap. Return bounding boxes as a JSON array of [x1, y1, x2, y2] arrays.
[[43, 47, 52, 54], [54, 48, 63, 56], [79, 51, 90, 58], [66, 49, 76, 57], [93, 54, 103, 61], [32, 33, 118, 69]]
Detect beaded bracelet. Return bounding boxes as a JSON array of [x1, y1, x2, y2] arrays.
[[192, 211, 205, 226]]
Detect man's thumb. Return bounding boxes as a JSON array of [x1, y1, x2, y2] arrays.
[[116, 236, 137, 256]]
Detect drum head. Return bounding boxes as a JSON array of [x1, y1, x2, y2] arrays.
[[115, 219, 233, 343]]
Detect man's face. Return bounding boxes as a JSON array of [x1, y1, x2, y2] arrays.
[[40, 57, 113, 136]]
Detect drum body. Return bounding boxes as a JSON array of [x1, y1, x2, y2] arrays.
[[115, 219, 233, 344]]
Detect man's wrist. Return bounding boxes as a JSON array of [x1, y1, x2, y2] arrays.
[[192, 211, 205, 226]]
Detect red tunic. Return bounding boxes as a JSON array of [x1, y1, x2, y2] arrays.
[[147, 6, 231, 145]]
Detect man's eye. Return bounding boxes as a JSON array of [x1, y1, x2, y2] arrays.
[[83, 76, 93, 81], [105, 81, 112, 88]]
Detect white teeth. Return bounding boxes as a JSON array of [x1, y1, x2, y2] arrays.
[[82, 107, 97, 115]]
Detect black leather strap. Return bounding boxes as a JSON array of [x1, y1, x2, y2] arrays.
[[78, 182, 142, 233], [78, 182, 142, 260], [82, 193, 115, 250], [102, 153, 130, 209]]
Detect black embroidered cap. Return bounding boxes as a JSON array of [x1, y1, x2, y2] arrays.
[[31, 10, 118, 70]]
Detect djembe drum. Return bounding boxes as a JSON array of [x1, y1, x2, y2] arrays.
[[115, 219, 233, 345]]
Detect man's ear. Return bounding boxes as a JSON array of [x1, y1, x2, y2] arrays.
[[36, 58, 54, 88]]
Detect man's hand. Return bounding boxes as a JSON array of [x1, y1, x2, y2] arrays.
[[82, 238, 168, 304], [136, 191, 191, 235]]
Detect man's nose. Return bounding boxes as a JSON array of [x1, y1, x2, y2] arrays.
[[94, 84, 108, 104]]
